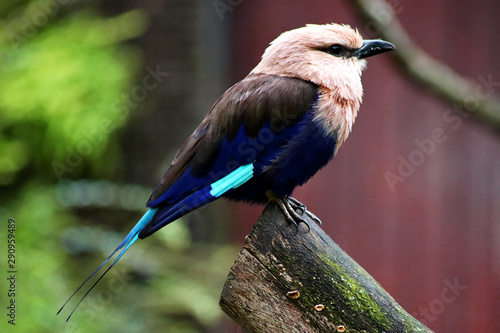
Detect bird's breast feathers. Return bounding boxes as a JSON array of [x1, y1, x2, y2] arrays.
[[313, 84, 362, 152], [296, 57, 365, 150]]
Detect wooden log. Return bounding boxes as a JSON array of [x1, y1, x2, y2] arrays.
[[220, 204, 433, 333]]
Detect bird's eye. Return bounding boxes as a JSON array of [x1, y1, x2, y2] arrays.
[[325, 44, 344, 57]]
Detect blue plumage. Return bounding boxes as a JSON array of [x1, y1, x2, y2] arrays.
[[226, 111, 337, 202], [142, 162, 254, 237], [144, 95, 337, 235]]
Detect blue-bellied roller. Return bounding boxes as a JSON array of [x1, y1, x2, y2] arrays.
[[59, 23, 395, 320]]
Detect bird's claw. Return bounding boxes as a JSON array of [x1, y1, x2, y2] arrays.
[[305, 210, 322, 227], [287, 196, 322, 227], [287, 197, 306, 215], [266, 192, 322, 231]]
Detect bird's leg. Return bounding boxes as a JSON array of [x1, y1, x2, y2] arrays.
[[287, 196, 306, 215], [266, 191, 306, 227], [266, 191, 322, 228], [287, 196, 322, 227]]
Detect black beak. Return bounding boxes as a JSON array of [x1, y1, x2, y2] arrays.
[[354, 39, 395, 59]]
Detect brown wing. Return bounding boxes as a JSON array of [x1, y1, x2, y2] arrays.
[[146, 73, 318, 206]]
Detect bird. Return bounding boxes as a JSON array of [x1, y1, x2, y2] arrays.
[[58, 23, 394, 320]]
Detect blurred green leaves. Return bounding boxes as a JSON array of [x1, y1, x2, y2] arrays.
[[0, 8, 147, 184], [0, 2, 236, 333], [0, 3, 151, 331]]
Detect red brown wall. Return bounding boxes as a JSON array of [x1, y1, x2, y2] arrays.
[[227, 1, 500, 332]]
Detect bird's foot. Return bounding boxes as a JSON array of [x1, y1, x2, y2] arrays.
[[266, 192, 322, 230], [287, 196, 322, 227]]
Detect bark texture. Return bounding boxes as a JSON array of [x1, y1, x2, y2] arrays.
[[220, 204, 433, 333]]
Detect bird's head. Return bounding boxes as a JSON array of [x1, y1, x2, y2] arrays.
[[251, 23, 395, 100]]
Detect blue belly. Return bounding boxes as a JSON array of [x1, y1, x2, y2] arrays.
[[225, 112, 337, 203]]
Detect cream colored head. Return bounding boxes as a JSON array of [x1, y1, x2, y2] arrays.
[[251, 23, 395, 148], [252, 24, 365, 98], [251, 23, 392, 102]]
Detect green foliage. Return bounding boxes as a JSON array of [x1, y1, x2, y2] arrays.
[[0, 2, 235, 332], [1, 185, 238, 333], [0, 9, 146, 184]]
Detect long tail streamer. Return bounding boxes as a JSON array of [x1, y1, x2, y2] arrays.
[[57, 208, 158, 321], [58, 162, 255, 321]]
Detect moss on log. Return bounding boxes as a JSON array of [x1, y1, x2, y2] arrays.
[[220, 204, 433, 333]]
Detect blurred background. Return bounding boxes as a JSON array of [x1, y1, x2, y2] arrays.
[[0, 0, 499, 332]]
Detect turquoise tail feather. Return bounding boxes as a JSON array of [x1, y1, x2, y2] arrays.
[[58, 208, 158, 320], [59, 162, 256, 320]]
